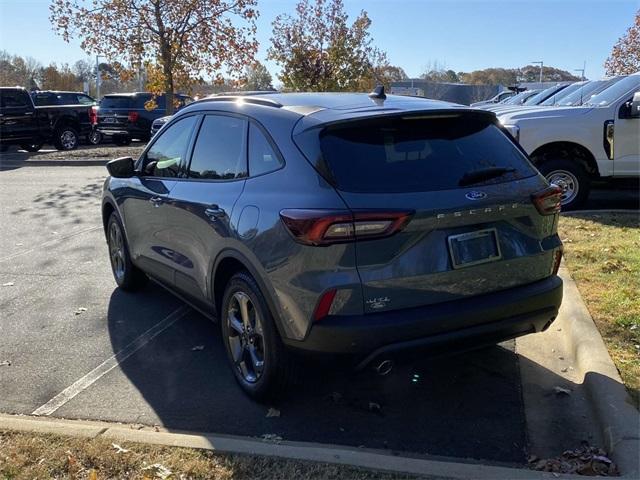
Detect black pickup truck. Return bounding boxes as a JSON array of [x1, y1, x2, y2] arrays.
[[0, 87, 93, 152]]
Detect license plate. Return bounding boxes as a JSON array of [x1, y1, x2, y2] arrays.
[[103, 117, 116, 123], [448, 229, 501, 269]]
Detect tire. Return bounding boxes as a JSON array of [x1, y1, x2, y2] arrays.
[[537, 159, 590, 211], [107, 211, 147, 291], [53, 126, 79, 151], [19, 142, 44, 152], [221, 271, 297, 401], [87, 130, 102, 145], [113, 135, 131, 146]]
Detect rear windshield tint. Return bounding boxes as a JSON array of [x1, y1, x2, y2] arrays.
[[100, 96, 132, 109], [308, 115, 536, 193]]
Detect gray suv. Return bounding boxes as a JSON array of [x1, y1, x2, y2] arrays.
[[102, 91, 564, 400]]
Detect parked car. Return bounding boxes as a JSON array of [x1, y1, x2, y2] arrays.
[[470, 90, 516, 107], [0, 86, 93, 151], [102, 90, 564, 400], [499, 73, 640, 209], [549, 77, 624, 107], [479, 89, 540, 110], [97, 92, 193, 145], [31, 90, 102, 145], [484, 84, 573, 115], [150, 115, 172, 137]]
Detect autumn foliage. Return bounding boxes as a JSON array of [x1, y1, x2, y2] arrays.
[[605, 9, 640, 76], [49, 0, 258, 112]]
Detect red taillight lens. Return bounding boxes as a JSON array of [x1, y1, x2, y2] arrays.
[[89, 106, 98, 125], [532, 185, 562, 215], [552, 246, 563, 275], [128, 111, 139, 122], [279, 209, 414, 246], [313, 289, 337, 322]]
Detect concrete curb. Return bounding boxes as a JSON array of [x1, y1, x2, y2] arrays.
[[558, 264, 640, 478], [0, 413, 582, 480], [562, 210, 638, 216]]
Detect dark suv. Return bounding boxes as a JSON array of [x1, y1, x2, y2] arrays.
[[97, 92, 192, 145], [102, 91, 564, 400]]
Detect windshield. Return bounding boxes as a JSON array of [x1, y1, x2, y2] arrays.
[[539, 82, 586, 106], [555, 79, 615, 106], [524, 85, 568, 106], [585, 75, 640, 106], [503, 90, 535, 105]]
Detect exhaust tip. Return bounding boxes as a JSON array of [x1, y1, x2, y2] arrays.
[[375, 359, 394, 376]]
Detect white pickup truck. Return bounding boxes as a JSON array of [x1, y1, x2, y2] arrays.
[[497, 73, 640, 209]]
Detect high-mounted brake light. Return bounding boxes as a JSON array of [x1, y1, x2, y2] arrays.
[[532, 185, 562, 215], [279, 209, 414, 246], [128, 111, 139, 122]]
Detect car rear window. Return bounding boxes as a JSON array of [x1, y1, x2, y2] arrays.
[[100, 96, 133, 109], [306, 115, 536, 193]]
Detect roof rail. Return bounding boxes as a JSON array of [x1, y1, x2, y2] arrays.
[[199, 95, 283, 108]]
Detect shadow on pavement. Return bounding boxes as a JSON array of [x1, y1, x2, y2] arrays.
[[107, 285, 534, 465]]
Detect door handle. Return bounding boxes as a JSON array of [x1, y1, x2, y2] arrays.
[[204, 205, 226, 220], [149, 196, 164, 207]]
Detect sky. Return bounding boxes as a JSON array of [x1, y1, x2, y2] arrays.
[[0, 0, 637, 81]]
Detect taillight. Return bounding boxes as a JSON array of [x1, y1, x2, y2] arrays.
[[279, 209, 414, 246], [552, 246, 563, 275], [128, 111, 139, 122], [532, 185, 562, 215], [313, 289, 337, 322], [89, 106, 98, 125]]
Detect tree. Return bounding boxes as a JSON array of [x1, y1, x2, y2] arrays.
[[605, 10, 640, 75], [50, 0, 258, 113], [243, 62, 274, 91], [268, 0, 386, 91]]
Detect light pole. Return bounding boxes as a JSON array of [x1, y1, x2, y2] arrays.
[[574, 61, 586, 81], [531, 61, 543, 86], [95, 55, 104, 100]]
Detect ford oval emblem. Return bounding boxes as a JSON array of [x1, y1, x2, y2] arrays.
[[465, 191, 487, 201]]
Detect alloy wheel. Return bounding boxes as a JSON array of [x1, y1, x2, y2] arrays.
[[227, 291, 265, 383], [108, 221, 126, 282], [546, 170, 579, 205], [60, 130, 77, 150]]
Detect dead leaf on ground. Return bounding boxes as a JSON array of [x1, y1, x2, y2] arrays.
[[2, 282, 14, 287], [266, 407, 280, 418], [553, 386, 572, 396], [112, 443, 130, 454], [142, 463, 172, 479], [74, 307, 88, 315], [260, 433, 283, 443], [191, 345, 205, 351], [530, 443, 619, 476], [0, 360, 10, 367], [368, 401, 382, 413]]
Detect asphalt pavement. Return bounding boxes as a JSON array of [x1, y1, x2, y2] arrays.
[[0, 161, 635, 467]]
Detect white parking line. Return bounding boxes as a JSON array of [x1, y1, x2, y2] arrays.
[[32, 306, 190, 416]]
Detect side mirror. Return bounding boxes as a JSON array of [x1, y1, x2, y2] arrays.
[[630, 91, 640, 118], [106, 157, 135, 178]]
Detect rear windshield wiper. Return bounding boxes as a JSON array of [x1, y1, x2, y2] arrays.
[[458, 167, 516, 187]]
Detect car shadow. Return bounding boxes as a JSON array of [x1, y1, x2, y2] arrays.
[[105, 284, 617, 466]]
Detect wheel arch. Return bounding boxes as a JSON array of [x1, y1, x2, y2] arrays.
[[211, 249, 287, 338], [529, 141, 600, 179]]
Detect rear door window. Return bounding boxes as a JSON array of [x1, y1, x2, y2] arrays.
[[144, 115, 198, 178], [187, 115, 248, 180], [309, 115, 536, 193], [1, 90, 31, 108]]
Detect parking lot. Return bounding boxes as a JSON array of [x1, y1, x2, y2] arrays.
[[0, 156, 636, 467]]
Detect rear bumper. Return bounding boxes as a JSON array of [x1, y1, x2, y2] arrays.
[[284, 275, 563, 368], [98, 127, 148, 138]]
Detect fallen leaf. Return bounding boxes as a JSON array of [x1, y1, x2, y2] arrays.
[[74, 307, 88, 315], [142, 463, 172, 479], [112, 443, 130, 453], [260, 433, 283, 443], [0, 361, 10, 367], [560, 367, 568, 373], [266, 407, 280, 418], [2, 282, 14, 287], [368, 401, 382, 413], [191, 345, 205, 351], [553, 386, 571, 396], [88, 469, 98, 480]]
